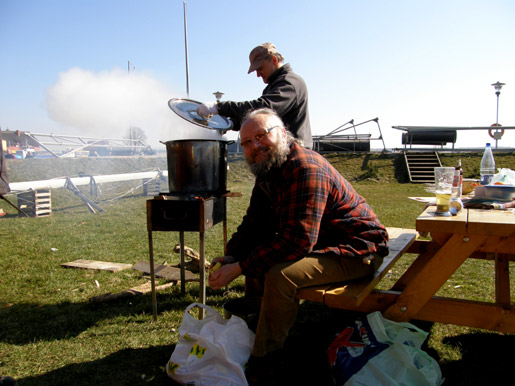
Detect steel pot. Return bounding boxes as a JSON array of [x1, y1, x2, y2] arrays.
[[165, 139, 228, 196]]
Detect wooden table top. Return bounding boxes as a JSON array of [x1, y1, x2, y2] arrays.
[[416, 207, 515, 237], [467, 209, 515, 237]]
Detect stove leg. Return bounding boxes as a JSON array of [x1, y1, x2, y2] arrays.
[[223, 197, 228, 292], [148, 231, 158, 321], [223, 197, 228, 254], [180, 231, 185, 295], [199, 231, 206, 319]]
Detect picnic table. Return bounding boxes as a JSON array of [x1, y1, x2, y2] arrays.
[[297, 207, 515, 333]]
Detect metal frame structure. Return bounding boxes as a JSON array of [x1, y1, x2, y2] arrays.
[[24, 132, 151, 157], [313, 117, 387, 152]]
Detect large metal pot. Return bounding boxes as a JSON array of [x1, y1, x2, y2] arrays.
[[165, 139, 228, 196]]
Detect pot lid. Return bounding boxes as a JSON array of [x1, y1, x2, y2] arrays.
[[168, 98, 233, 131]]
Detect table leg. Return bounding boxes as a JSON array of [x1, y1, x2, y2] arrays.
[[384, 233, 487, 321], [148, 231, 158, 321], [495, 253, 511, 304], [391, 241, 439, 291]]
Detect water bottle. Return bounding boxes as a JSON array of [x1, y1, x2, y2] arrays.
[[480, 143, 495, 185]]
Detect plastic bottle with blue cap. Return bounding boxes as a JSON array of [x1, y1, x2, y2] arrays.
[[480, 143, 495, 185]]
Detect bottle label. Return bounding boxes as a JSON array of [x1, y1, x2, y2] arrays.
[[452, 170, 462, 197], [452, 170, 460, 187], [480, 175, 493, 185]]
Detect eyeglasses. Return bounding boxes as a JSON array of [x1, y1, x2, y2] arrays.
[[239, 126, 280, 148]]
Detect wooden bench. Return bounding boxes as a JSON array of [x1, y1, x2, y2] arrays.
[[295, 227, 419, 309]]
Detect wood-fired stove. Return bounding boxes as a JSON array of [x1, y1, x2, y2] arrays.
[[146, 193, 228, 320]]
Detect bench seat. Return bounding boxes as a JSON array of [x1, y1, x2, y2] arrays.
[[296, 227, 419, 307]]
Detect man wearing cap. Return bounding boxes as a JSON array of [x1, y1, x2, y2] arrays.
[[197, 43, 312, 149]]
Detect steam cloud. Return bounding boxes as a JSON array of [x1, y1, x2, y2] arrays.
[[45, 67, 224, 148]]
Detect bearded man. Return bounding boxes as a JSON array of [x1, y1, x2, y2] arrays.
[[208, 108, 389, 385]]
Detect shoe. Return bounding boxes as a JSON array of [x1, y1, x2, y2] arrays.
[[0, 376, 17, 386], [245, 350, 285, 386]]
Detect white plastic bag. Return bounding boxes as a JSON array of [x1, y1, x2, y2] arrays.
[[166, 302, 255, 386], [491, 168, 515, 185], [328, 311, 442, 386]]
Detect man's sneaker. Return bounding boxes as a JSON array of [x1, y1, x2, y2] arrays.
[[0, 376, 17, 386], [245, 350, 285, 386]]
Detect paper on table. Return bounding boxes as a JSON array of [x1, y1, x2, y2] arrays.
[[408, 197, 436, 204]]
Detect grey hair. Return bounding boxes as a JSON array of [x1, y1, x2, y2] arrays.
[[242, 108, 300, 146], [271, 51, 284, 63]]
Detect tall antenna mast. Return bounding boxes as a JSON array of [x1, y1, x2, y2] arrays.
[[183, 1, 190, 97]]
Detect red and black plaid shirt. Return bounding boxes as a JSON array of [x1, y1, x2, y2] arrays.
[[227, 143, 389, 277]]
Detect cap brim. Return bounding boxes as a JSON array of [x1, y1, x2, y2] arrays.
[[248, 58, 264, 74]]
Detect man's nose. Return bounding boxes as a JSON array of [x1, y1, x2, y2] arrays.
[[250, 137, 262, 147]]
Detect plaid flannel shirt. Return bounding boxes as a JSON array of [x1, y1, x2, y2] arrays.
[[227, 143, 389, 277]]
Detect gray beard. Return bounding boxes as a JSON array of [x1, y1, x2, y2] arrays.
[[248, 142, 290, 179]]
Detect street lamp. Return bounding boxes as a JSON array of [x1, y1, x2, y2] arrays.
[[490, 81, 506, 148], [491, 81, 505, 124], [213, 91, 224, 102]]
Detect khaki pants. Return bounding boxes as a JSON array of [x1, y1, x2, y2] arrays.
[[250, 254, 381, 357]]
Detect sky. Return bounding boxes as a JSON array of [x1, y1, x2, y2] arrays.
[[1, 0, 514, 151]]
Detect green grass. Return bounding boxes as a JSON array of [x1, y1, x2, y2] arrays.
[[1, 151, 514, 385]]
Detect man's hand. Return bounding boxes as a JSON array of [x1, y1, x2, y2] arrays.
[[208, 257, 241, 290], [209, 255, 234, 268], [197, 102, 218, 118]]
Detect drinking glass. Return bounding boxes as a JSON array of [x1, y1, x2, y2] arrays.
[[434, 167, 455, 216]]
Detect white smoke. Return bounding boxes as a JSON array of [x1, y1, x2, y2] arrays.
[[45, 67, 225, 149]]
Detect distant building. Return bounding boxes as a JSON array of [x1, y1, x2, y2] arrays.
[[1, 130, 40, 158]]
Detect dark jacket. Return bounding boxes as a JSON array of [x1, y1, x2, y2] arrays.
[[217, 64, 312, 148]]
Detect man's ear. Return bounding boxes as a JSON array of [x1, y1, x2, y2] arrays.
[[280, 126, 288, 141]]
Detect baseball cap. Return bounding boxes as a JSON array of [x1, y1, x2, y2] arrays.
[[248, 43, 279, 74]]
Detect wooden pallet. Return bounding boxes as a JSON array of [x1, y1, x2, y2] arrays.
[[17, 189, 51, 217], [143, 178, 162, 196]]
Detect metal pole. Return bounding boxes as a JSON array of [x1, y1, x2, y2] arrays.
[[148, 230, 158, 321], [496, 92, 500, 125], [183, 1, 190, 97], [495, 93, 500, 148], [180, 231, 186, 294], [199, 231, 206, 319]]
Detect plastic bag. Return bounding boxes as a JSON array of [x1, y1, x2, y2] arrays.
[[491, 168, 515, 185], [327, 311, 442, 386], [166, 302, 255, 386]]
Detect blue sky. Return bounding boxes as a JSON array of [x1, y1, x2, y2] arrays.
[[1, 0, 514, 149]]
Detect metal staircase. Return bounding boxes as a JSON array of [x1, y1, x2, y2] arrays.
[[404, 151, 442, 183]]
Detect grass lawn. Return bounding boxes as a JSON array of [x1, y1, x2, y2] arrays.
[[1, 152, 514, 385]]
